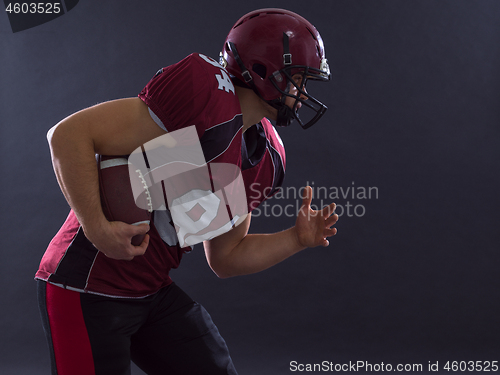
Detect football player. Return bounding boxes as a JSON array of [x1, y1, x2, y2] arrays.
[[36, 8, 338, 375]]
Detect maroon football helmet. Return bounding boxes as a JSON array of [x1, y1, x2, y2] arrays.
[[220, 8, 331, 129]]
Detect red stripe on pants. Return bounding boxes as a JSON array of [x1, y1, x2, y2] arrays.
[[45, 283, 96, 375]]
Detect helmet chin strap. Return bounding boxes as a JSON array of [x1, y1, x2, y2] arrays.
[[267, 32, 296, 127]]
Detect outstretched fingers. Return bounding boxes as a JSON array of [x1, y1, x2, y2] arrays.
[[295, 187, 339, 248], [301, 186, 313, 209], [322, 203, 338, 241], [322, 202, 337, 218], [325, 213, 338, 228]]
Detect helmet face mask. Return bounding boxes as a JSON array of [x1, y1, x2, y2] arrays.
[[268, 64, 330, 129], [221, 8, 331, 129]]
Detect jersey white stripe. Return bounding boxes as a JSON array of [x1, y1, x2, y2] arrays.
[[100, 158, 128, 169], [148, 107, 168, 132]]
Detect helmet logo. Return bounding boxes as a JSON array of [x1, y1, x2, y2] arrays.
[[219, 52, 228, 68], [319, 58, 330, 78]]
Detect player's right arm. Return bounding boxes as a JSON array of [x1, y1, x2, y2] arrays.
[[47, 97, 166, 260]]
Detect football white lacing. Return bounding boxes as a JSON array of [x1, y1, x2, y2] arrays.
[[135, 169, 153, 213]]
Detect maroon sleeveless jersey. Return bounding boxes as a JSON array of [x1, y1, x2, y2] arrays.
[[35, 53, 286, 297]]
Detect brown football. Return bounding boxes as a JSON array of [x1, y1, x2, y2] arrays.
[[97, 155, 152, 246]]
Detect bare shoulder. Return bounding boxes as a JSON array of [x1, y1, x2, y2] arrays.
[[50, 97, 166, 156]]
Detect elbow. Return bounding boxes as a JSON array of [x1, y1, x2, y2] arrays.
[[47, 123, 58, 149], [204, 237, 246, 279], [47, 123, 57, 140], [46, 122, 68, 156], [216, 270, 236, 279], [208, 261, 235, 279], [46, 123, 64, 164], [46, 117, 90, 158], [214, 272, 232, 279], [206, 255, 238, 279]]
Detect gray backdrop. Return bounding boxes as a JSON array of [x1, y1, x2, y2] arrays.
[[1, 1, 499, 374]]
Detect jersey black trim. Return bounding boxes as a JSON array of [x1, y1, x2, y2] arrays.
[[48, 227, 99, 290], [200, 114, 243, 163]]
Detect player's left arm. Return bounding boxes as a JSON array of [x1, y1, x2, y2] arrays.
[[204, 186, 338, 278]]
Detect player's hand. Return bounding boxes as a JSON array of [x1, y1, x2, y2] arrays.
[[84, 220, 150, 260], [294, 186, 338, 248]]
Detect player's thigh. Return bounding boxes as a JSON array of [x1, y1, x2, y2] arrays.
[[79, 291, 148, 375], [38, 281, 144, 375], [130, 284, 237, 375]]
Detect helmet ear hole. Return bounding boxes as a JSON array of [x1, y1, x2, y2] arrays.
[[252, 63, 267, 79]]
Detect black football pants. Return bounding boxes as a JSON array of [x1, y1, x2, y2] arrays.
[[38, 280, 238, 375]]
